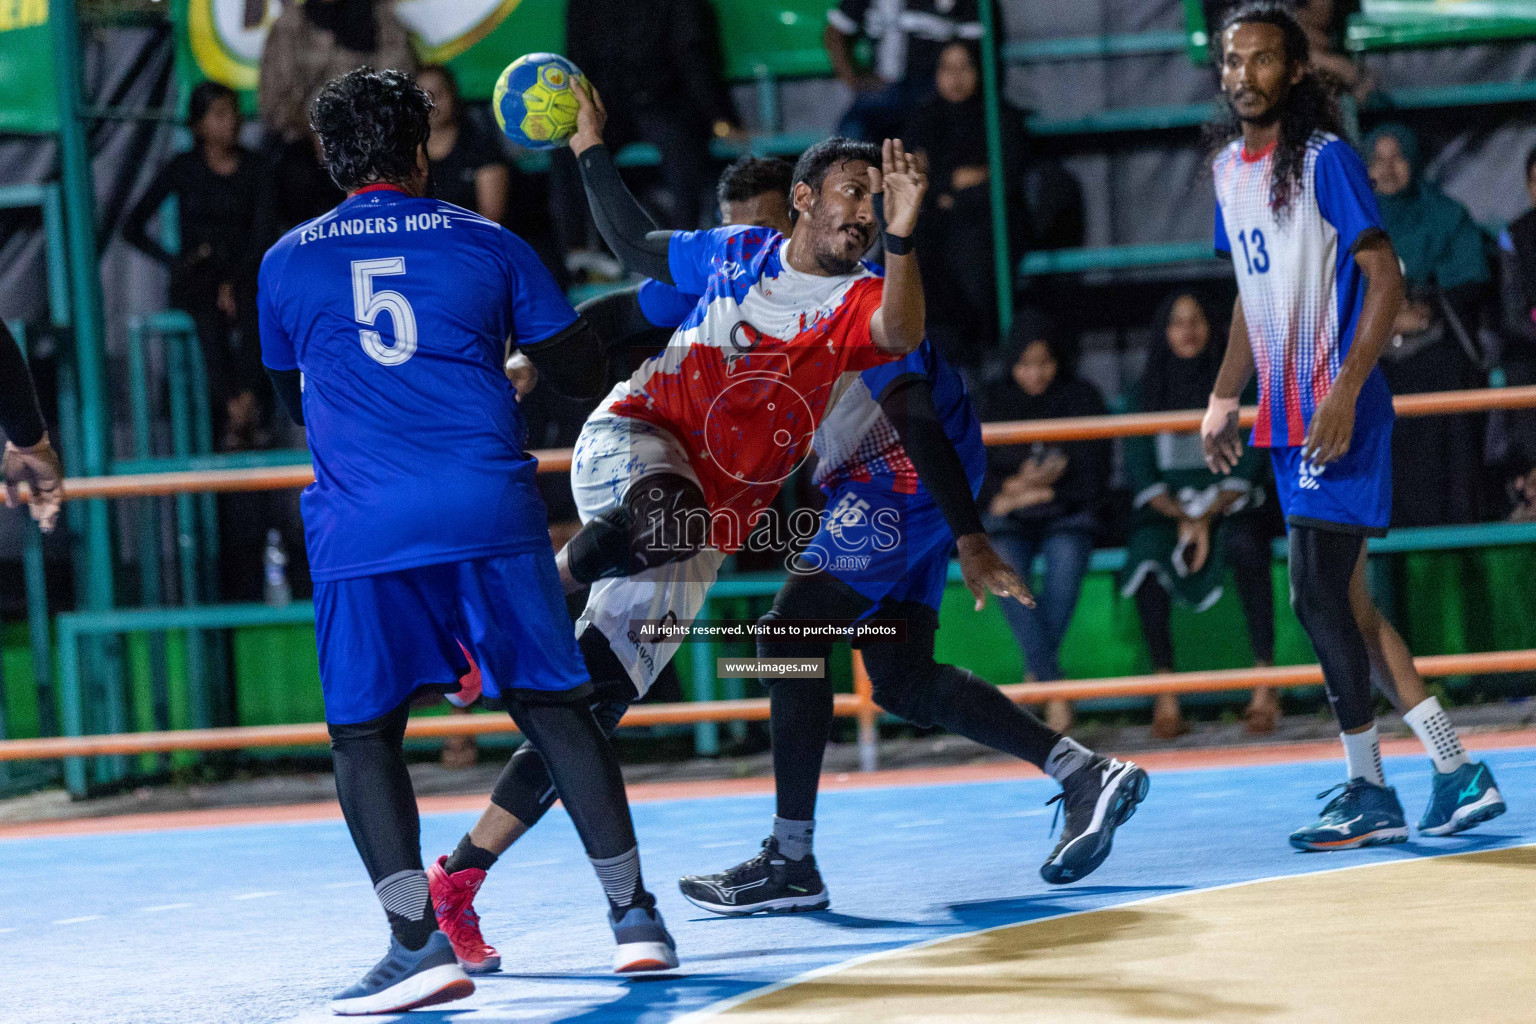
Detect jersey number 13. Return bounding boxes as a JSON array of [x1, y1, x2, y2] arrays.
[[351, 257, 419, 366], [1237, 229, 1270, 276]]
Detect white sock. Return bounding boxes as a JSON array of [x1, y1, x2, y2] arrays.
[[1341, 725, 1385, 787], [1402, 696, 1469, 774], [1043, 736, 1093, 783], [773, 816, 814, 862]]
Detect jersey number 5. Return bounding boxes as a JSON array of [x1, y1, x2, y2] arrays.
[[351, 257, 418, 366]]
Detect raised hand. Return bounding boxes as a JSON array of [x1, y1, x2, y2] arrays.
[[875, 138, 927, 239], [568, 77, 607, 156]]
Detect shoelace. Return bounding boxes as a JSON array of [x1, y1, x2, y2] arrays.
[[1045, 792, 1064, 836]]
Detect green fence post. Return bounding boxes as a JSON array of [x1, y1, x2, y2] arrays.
[[977, 0, 1014, 338], [166, 339, 210, 732], [58, 616, 87, 796], [127, 320, 172, 765], [691, 637, 719, 757]]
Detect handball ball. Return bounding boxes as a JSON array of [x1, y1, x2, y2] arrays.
[[493, 53, 586, 150]]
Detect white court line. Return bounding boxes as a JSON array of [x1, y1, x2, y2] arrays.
[[0, 927, 16, 934], [139, 903, 194, 913], [511, 858, 562, 868], [52, 916, 102, 925], [701, 840, 747, 848], [893, 819, 946, 829], [232, 891, 283, 900], [995, 809, 1047, 818], [669, 839, 1536, 1023], [323, 880, 369, 889]]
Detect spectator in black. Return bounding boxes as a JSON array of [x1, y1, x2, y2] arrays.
[[553, 0, 740, 271], [980, 314, 1110, 733], [1, 320, 63, 534], [124, 81, 269, 451], [418, 65, 509, 223], [826, 0, 988, 144], [1120, 291, 1277, 738], [1491, 144, 1536, 512], [905, 39, 1025, 372], [1366, 122, 1491, 526]]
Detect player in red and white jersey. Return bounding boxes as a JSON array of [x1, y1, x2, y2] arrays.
[[553, 82, 930, 698]]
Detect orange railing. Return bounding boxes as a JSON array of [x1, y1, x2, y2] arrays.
[[4, 383, 1535, 766]]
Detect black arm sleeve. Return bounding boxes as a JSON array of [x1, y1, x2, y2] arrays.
[[575, 145, 675, 284], [575, 285, 657, 350], [519, 315, 608, 401], [0, 321, 46, 447], [266, 367, 304, 426], [879, 377, 985, 539]]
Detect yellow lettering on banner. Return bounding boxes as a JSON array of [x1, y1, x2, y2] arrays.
[[0, 1, 13, 32], [0, 0, 48, 31]]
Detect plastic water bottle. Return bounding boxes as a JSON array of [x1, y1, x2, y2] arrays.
[[263, 528, 291, 606]]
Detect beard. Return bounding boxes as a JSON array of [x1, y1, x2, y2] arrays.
[[810, 244, 862, 276]]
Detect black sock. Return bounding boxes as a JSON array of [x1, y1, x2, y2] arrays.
[[444, 833, 499, 875]]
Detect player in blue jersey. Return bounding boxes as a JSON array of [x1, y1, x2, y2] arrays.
[[257, 69, 675, 1014], [1201, 4, 1504, 852]]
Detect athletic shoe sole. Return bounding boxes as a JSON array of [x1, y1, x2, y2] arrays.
[[614, 940, 679, 973], [1040, 766, 1150, 885], [1420, 788, 1507, 837], [1288, 825, 1410, 852], [457, 953, 501, 975], [679, 887, 831, 917], [330, 964, 474, 1016]]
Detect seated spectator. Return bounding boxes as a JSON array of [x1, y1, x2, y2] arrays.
[[1491, 145, 1536, 503], [418, 64, 509, 223], [255, 131, 346, 253], [551, 0, 740, 273], [905, 40, 1026, 371], [980, 314, 1110, 733], [825, 0, 988, 144], [1120, 291, 1277, 738], [257, 0, 416, 145], [123, 81, 268, 451], [1366, 123, 1491, 526]]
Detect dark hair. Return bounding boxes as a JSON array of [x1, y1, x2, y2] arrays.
[[1140, 289, 1229, 412], [789, 137, 880, 224], [1525, 144, 1536, 181], [310, 67, 433, 193], [717, 156, 795, 207], [416, 64, 461, 123], [1203, 1, 1344, 216], [1004, 309, 1077, 377], [188, 81, 239, 135]]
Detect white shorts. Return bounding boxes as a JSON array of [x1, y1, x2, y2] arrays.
[[571, 411, 725, 697]]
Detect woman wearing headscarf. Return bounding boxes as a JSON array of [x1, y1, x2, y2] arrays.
[[980, 313, 1110, 732], [904, 40, 1028, 373], [1120, 290, 1279, 737], [1490, 144, 1536, 515], [258, 0, 417, 144], [1365, 122, 1491, 526]]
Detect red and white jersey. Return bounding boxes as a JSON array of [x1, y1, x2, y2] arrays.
[[592, 226, 899, 548]]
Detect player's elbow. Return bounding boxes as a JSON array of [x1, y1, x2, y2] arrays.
[[519, 316, 608, 400]]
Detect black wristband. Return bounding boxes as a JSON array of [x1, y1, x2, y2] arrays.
[[883, 231, 912, 256]]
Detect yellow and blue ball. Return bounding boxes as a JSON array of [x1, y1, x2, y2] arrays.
[[492, 53, 586, 150]]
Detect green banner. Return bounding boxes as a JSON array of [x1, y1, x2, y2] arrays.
[[0, 0, 58, 134], [172, 0, 565, 105]]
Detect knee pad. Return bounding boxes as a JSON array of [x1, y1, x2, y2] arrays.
[[861, 605, 942, 727], [565, 474, 710, 584]]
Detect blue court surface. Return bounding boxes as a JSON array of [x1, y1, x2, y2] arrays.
[[1, 746, 1531, 1024]]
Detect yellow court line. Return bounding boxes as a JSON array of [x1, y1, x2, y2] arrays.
[[674, 840, 1536, 1023]]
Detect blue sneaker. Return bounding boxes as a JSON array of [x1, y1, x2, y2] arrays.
[[1419, 761, 1506, 836], [611, 903, 678, 974], [330, 931, 473, 1016], [1289, 779, 1409, 852]]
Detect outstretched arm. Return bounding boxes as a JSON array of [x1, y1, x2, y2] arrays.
[[869, 139, 928, 355], [569, 83, 675, 284]]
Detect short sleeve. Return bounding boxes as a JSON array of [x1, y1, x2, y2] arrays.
[[837, 277, 902, 371], [827, 0, 868, 36], [504, 231, 578, 346], [1314, 140, 1384, 254], [666, 226, 753, 297], [636, 278, 701, 329], [257, 247, 297, 372], [1213, 197, 1231, 255]]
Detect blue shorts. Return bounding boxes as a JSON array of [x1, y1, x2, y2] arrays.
[[313, 550, 589, 724], [800, 485, 954, 613], [1268, 417, 1392, 537]]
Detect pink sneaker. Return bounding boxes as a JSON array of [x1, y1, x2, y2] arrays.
[[427, 855, 501, 974], [448, 643, 482, 709]]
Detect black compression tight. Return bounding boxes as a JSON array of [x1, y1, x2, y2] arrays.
[[764, 573, 1063, 822], [1288, 525, 1374, 731], [491, 697, 630, 828], [505, 698, 638, 861], [329, 702, 422, 886]]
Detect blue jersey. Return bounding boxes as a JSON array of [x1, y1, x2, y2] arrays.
[[636, 278, 700, 328], [811, 339, 985, 502], [1213, 132, 1394, 448], [258, 186, 577, 582]]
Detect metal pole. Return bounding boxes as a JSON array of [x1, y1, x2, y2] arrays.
[[977, 0, 1014, 339]]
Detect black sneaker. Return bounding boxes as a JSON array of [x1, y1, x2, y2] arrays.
[[678, 838, 831, 915], [1039, 757, 1150, 885]]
